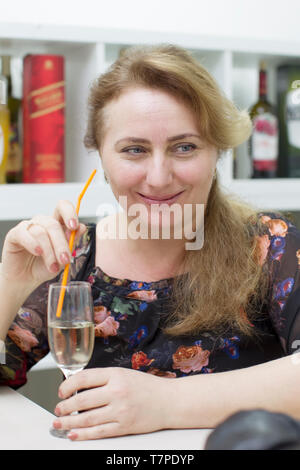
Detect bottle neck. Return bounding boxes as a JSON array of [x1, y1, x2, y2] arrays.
[[6, 77, 12, 97], [1, 56, 12, 97], [259, 69, 267, 101], [0, 78, 7, 106]]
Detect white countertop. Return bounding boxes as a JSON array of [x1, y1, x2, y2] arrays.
[[0, 386, 212, 450]]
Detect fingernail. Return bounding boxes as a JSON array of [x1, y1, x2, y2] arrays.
[[65, 229, 71, 240], [69, 218, 78, 230], [60, 252, 70, 264], [54, 406, 61, 416], [68, 432, 78, 441], [50, 262, 60, 273], [35, 246, 43, 256], [53, 420, 61, 429]]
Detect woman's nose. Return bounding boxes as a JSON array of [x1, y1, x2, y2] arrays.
[[145, 154, 173, 187]]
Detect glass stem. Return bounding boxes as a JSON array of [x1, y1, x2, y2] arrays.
[[60, 367, 84, 416]]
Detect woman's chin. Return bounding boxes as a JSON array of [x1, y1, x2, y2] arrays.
[[140, 214, 183, 240]]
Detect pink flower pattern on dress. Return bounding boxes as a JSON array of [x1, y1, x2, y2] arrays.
[[260, 216, 288, 237], [255, 234, 271, 266], [7, 325, 39, 352], [94, 305, 110, 324], [127, 290, 157, 301], [94, 316, 120, 338], [172, 345, 210, 373]]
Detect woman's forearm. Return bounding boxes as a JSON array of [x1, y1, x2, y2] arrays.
[[0, 264, 37, 341], [167, 354, 300, 429]]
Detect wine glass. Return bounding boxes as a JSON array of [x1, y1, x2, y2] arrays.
[[47, 281, 94, 438]]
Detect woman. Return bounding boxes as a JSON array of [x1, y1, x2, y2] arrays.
[[1, 44, 300, 441]]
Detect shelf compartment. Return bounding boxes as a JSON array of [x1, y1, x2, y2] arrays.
[[225, 178, 300, 211], [0, 182, 117, 221]]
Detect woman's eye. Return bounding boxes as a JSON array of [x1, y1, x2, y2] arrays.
[[176, 143, 197, 153], [123, 147, 146, 155]]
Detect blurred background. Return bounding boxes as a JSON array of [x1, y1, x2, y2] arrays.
[[1, 0, 300, 411]]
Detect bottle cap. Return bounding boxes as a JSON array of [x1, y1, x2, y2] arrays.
[[0, 77, 7, 105], [259, 61, 267, 71], [1, 56, 10, 77]]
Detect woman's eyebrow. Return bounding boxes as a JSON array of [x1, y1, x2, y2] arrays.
[[115, 134, 202, 145]]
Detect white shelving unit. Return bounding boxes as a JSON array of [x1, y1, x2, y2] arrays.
[[1, 22, 300, 224], [2, 19, 300, 412]]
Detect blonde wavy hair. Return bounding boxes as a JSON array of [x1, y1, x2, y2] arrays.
[[84, 44, 269, 337]]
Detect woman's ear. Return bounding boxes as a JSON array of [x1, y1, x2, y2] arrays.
[[99, 152, 108, 183]]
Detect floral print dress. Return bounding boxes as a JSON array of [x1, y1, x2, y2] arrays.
[[1, 212, 300, 388]]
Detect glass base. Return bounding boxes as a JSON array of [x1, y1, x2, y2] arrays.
[[49, 426, 70, 439], [49, 367, 81, 439]]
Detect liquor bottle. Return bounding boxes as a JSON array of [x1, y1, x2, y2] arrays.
[[277, 65, 300, 178], [23, 54, 65, 183], [1, 56, 22, 183], [0, 76, 10, 184], [249, 62, 279, 178]]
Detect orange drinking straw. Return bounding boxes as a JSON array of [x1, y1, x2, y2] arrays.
[[55, 169, 97, 318]]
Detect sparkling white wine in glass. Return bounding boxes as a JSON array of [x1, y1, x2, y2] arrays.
[[47, 281, 94, 438], [48, 321, 94, 372]]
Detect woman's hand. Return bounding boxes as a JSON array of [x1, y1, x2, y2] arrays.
[[1, 200, 86, 289], [53, 367, 176, 440]]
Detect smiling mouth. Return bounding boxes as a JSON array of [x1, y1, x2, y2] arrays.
[[137, 191, 184, 203]]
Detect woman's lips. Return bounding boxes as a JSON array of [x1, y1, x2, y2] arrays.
[[137, 191, 184, 205]]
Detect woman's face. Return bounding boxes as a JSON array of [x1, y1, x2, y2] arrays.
[[99, 87, 218, 236]]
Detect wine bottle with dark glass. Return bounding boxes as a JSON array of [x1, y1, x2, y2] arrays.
[[277, 64, 300, 178], [249, 61, 279, 178]]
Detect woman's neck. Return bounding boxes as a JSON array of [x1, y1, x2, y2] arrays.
[[96, 212, 187, 281], [124, 212, 187, 277]]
